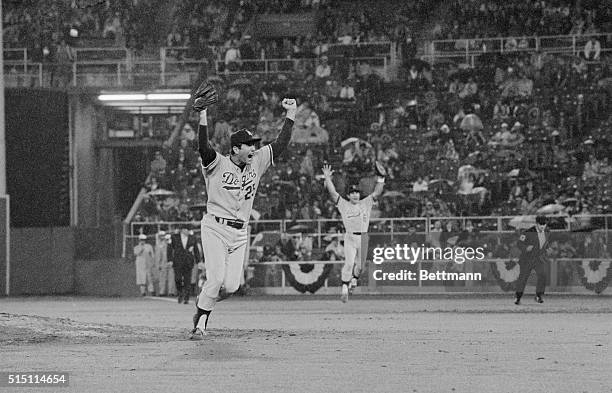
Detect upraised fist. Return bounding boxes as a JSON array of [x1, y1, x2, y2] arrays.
[[281, 98, 297, 110]]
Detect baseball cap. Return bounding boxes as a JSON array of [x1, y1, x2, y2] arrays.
[[535, 215, 548, 225], [231, 128, 261, 147], [348, 185, 360, 194]]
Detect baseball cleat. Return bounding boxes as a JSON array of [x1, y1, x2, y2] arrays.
[[514, 296, 521, 305], [341, 285, 348, 303], [534, 296, 544, 304], [189, 327, 206, 340], [349, 278, 358, 294]]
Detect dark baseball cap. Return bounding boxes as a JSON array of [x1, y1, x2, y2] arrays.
[[231, 128, 261, 147], [348, 185, 360, 194]]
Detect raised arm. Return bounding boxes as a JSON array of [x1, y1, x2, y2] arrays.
[[371, 178, 385, 199], [197, 109, 217, 167], [192, 81, 219, 167], [322, 164, 341, 203], [370, 161, 386, 199], [269, 98, 297, 159]]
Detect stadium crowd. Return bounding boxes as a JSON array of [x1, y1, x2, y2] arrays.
[[135, 47, 612, 232], [5, 0, 610, 265], [434, 0, 612, 40]]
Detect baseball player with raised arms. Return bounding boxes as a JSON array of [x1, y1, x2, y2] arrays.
[[322, 163, 385, 302], [189, 81, 297, 338]]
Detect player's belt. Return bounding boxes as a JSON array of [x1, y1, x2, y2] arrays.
[[352, 232, 363, 235], [215, 216, 246, 229]]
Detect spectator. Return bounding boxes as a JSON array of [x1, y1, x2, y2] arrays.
[[421, 200, 438, 217], [299, 148, 315, 178], [277, 233, 298, 261], [156, 231, 175, 297], [339, 81, 355, 100], [150, 151, 167, 178], [134, 234, 155, 296], [224, 40, 242, 72], [315, 55, 332, 79], [413, 176, 429, 192], [325, 236, 345, 260], [583, 38, 601, 60]]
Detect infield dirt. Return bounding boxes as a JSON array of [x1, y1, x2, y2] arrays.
[[1, 295, 611, 393]]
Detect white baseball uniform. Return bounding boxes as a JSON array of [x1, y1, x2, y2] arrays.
[[336, 195, 374, 283], [196, 145, 274, 311]]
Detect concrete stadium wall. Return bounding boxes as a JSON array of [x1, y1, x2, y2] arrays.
[[9, 227, 75, 295], [74, 258, 138, 297], [7, 227, 137, 296], [72, 94, 99, 228]]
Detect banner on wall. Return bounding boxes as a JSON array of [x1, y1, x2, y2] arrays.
[[364, 231, 611, 293]]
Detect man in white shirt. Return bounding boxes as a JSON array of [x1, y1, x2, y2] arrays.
[[315, 56, 331, 79], [584, 38, 601, 60]]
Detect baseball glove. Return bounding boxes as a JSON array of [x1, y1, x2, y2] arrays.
[[374, 161, 387, 177], [192, 81, 218, 112]]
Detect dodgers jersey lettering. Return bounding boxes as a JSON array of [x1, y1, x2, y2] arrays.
[[337, 195, 374, 233], [201, 144, 273, 222]]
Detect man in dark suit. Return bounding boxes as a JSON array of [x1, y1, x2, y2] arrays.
[[168, 225, 200, 304], [514, 215, 550, 305]]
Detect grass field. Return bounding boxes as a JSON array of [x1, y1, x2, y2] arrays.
[[1, 294, 611, 393]]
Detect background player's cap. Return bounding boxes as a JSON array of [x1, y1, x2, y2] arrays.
[[348, 185, 360, 195], [231, 128, 261, 146]]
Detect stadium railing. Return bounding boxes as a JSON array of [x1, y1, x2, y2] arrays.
[[214, 56, 388, 77], [126, 214, 612, 253], [424, 32, 610, 65], [159, 41, 393, 62], [2, 55, 387, 88], [1, 32, 607, 87], [124, 215, 611, 293], [4, 61, 43, 88]]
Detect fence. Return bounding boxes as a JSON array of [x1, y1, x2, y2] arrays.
[[3, 56, 387, 88], [424, 32, 611, 65], [126, 215, 612, 250], [123, 215, 612, 294]]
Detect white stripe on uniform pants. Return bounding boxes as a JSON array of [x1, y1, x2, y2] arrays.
[[196, 214, 248, 311]]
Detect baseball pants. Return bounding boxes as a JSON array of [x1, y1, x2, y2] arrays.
[[196, 215, 248, 311], [342, 233, 363, 283], [174, 266, 192, 301], [136, 260, 155, 293], [158, 266, 176, 295], [515, 257, 548, 295]]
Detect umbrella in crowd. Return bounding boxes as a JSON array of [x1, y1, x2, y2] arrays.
[[428, 179, 454, 192], [460, 114, 483, 131], [382, 190, 406, 198], [537, 204, 566, 214], [147, 189, 175, 197], [561, 198, 578, 206], [507, 168, 536, 178], [341, 137, 371, 148], [288, 224, 312, 233], [508, 215, 536, 229]]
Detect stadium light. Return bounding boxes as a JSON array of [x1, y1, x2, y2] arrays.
[[146, 93, 190, 100], [98, 94, 146, 101]]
